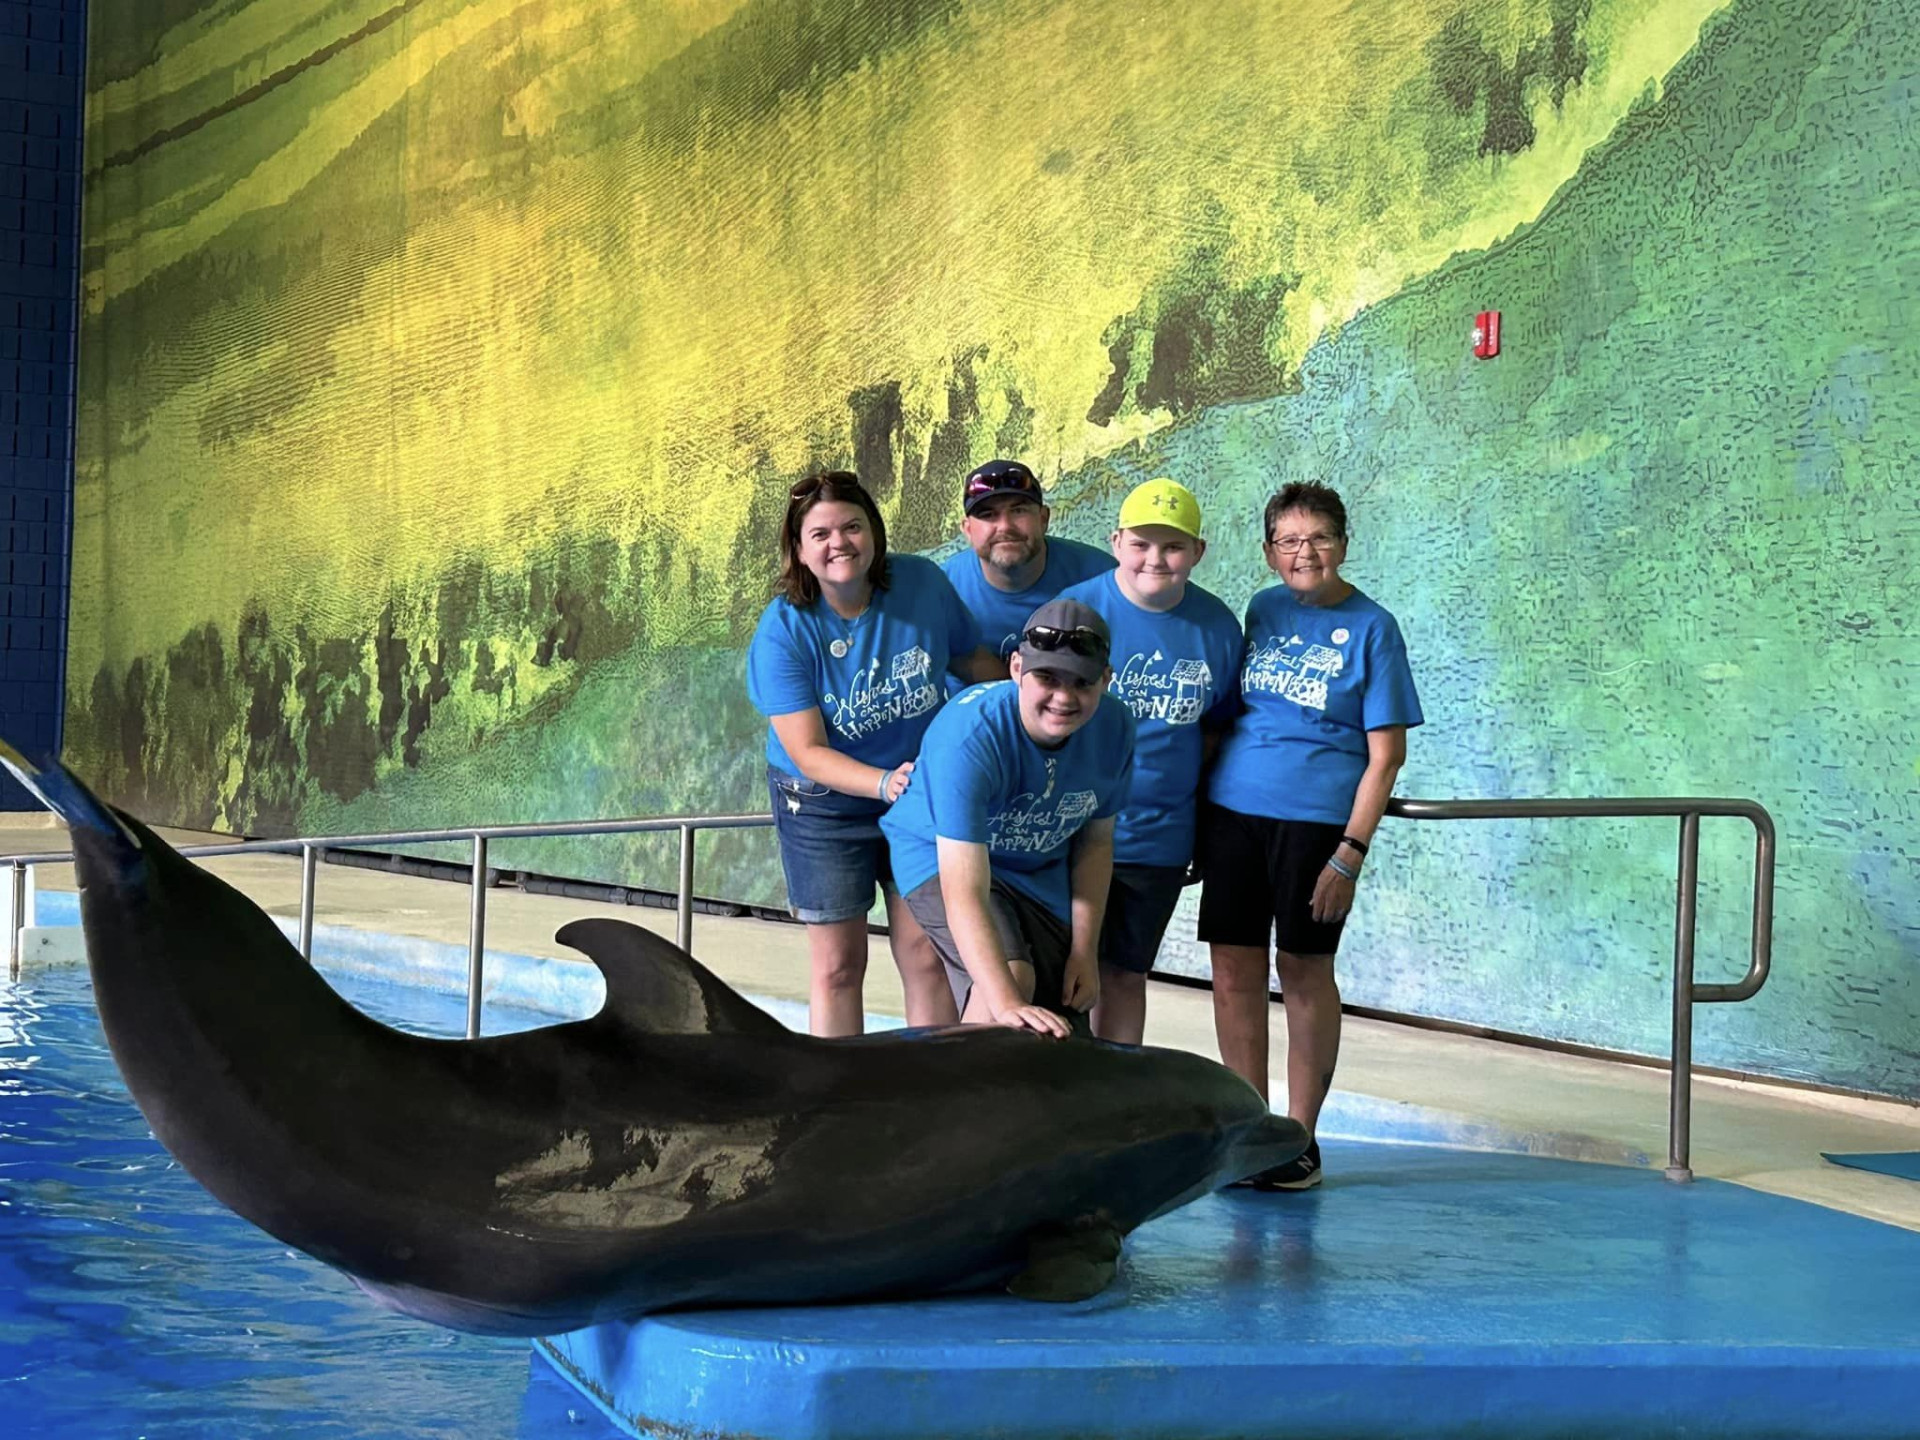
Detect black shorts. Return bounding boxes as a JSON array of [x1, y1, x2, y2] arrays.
[[1195, 803, 1349, 957], [903, 876, 1078, 1020], [1097, 863, 1189, 975]]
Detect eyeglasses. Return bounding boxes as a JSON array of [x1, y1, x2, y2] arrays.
[[1023, 624, 1109, 661], [1266, 533, 1342, 554], [790, 471, 860, 502], [963, 466, 1042, 505]]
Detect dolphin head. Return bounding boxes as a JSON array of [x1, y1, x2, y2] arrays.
[[1023, 1039, 1309, 1229]]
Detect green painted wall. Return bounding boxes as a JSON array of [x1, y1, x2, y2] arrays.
[[72, 0, 1919, 1093]]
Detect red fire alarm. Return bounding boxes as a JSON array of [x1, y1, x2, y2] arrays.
[[1472, 310, 1501, 359]]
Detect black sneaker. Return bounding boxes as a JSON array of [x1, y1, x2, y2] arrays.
[[1238, 1140, 1321, 1191]]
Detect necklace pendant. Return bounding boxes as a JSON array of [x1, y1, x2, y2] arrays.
[[830, 638, 851, 659]]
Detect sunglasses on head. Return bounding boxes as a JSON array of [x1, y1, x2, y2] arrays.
[[1023, 624, 1109, 661], [963, 468, 1042, 504], [789, 471, 860, 502]]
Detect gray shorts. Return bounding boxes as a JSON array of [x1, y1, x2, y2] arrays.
[[904, 875, 1076, 1019]]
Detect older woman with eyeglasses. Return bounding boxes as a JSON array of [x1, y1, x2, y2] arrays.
[[1196, 482, 1423, 1190], [747, 471, 999, 1036]]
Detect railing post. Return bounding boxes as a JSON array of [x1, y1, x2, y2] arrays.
[[467, 836, 488, 1041], [8, 861, 25, 980], [1666, 812, 1701, 1183], [299, 845, 319, 961], [676, 824, 696, 954]]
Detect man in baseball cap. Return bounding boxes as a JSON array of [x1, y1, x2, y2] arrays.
[[941, 460, 1116, 692], [881, 597, 1136, 1037]]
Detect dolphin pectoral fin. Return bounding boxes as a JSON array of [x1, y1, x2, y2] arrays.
[[0, 743, 140, 855], [556, 918, 789, 1038], [1006, 1219, 1124, 1303]]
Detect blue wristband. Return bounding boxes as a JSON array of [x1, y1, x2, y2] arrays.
[[1326, 853, 1359, 881]]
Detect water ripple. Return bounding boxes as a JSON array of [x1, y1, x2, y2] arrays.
[[0, 968, 622, 1439]]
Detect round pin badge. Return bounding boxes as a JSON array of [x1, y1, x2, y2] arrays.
[[830, 639, 850, 658], [1332, 628, 1350, 644]]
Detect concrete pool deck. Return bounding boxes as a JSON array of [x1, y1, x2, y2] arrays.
[[5, 816, 1917, 1234]]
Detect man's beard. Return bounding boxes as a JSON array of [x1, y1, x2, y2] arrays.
[[985, 538, 1039, 572]]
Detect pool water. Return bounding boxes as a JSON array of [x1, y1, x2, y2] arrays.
[[0, 963, 626, 1439]]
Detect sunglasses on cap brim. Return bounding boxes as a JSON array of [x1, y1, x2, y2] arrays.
[[964, 470, 1042, 504], [1023, 624, 1109, 661]]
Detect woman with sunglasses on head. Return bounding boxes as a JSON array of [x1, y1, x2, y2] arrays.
[[1197, 482, 1423, 1190], [748, 471, 1000, 1036]]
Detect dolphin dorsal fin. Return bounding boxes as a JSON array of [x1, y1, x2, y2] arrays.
[[557, 918, 788, 1038]]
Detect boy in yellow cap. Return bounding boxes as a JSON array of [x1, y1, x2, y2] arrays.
[[1055, 478, 1243, 1044]]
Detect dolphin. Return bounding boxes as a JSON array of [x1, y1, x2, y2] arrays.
[[1, 747, 1307, 1336]]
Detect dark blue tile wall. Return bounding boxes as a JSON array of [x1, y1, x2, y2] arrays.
[[0, 0, 82, 808]]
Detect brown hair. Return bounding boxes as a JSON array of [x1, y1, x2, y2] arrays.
[[1264, 481, 1348, 543], [777, 471, 891, 606]]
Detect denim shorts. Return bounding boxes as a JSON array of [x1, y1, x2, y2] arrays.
[[767, 767, 894, 925]]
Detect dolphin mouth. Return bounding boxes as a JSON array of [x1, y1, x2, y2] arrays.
[[1227, 1113, 1312, 1182]]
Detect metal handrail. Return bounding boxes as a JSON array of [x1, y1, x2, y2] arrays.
[[2, 814, 774, 1039], [1386, 796, 1776, 1182], [3, 794, 1776, 1182]]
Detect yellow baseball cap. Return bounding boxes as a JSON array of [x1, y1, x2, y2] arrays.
[[1117, 478, 1202, 538]]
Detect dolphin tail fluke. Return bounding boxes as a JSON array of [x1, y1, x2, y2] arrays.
[[0, 741, 139, 854]]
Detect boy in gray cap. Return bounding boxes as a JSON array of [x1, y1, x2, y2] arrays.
[[881, 599, 1137, 1036]]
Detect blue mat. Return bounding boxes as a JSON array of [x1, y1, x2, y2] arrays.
[[538, 1141, 1920, 1440], [1823, 1151, 1920, 1182]]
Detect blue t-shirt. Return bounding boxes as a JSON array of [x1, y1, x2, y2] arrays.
[[1055, 571, 1243, 868], [747, 554, 981, 779], [1206, 586, 1423, 825], [881, 681, 1137, 924], [940, 537, 1116, 692]]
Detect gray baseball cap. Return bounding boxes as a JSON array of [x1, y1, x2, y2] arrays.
[[1015, 599, 1112, 684]]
